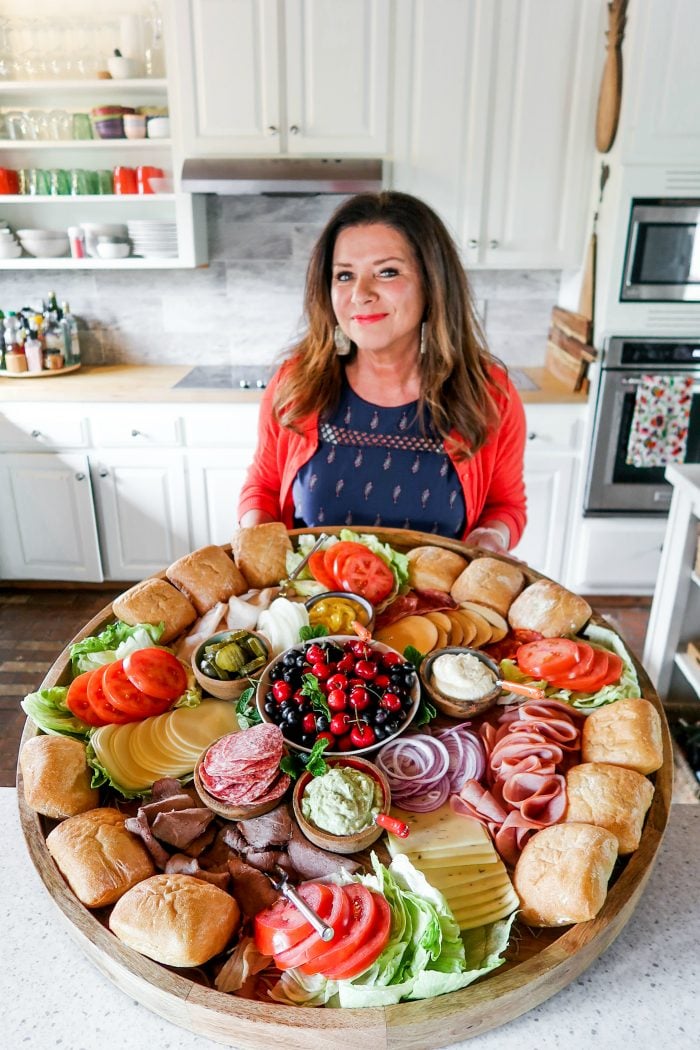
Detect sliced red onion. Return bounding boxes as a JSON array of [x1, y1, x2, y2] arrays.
[[434, 724, 486, 791], [377, 731, 481, 812]]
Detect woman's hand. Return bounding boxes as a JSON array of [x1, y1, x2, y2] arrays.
[[464, 522, 510, 553], [239, 510, 279, 527]]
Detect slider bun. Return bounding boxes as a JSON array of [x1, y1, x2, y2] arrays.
[[46, 808, 156, 908], [20, 735, 99, 819], [507, 579, 592, 638], [513, 822, 618, 927], [112, 578, 197, 643], [582, 697, 663, 775], [109, 873, 241, 966], [450, 556, 525, 617], [231, 522, 292, 589], [565, 762, 654, 854], [167, 544, 248, 615], [406, 546, 469, 593]]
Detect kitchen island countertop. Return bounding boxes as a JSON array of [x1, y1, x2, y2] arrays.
[[2, 788, 697, 1050], [0, 365, 589, 405]]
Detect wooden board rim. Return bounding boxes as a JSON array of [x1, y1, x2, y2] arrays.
[[16, 527, 673, 1048]]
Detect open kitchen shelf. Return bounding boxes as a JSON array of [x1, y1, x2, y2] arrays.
[[0, 140, 172, 151], [0, 256, 184, 270], [0, 79, 167, 95], [0, 194, 175, 203], [674, 652, 700, 699]]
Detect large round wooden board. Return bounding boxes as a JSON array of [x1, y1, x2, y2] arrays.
[[17, 528, 673, 1049]]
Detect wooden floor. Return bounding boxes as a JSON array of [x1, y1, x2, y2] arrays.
[[0, 586, 654, 788]]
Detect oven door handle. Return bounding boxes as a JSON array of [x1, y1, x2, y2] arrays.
[[621, 376, 700, 394]]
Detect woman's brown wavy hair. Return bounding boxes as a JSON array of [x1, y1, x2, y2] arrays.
[[273, 191, 506, 458]]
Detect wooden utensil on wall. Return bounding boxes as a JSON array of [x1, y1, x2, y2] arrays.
[[595, 0, 629, 153]]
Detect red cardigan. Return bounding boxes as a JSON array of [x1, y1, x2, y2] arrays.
[[237, 364, 527, 547]]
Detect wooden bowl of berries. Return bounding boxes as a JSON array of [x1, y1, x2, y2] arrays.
[[255, 635, 420, 757]]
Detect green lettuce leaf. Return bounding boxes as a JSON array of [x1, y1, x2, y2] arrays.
[[84, 741, 150, 799], [70, 621, 164, 674], [338, 528, 410, 590], [21, 686, 92, 739], [284, 531, 409, 593]]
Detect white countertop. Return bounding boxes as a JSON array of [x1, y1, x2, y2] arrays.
[[2, 788, 698, 1050]]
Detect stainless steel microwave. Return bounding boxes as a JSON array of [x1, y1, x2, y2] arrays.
[[621, 199, 700, 302]]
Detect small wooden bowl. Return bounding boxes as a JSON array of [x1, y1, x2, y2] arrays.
[[292, 756, 391, 854], [303, 591, 375, 633], [192, 630, 270, 701], [193, 739, 286, 820], [420, 646, 502, 718]]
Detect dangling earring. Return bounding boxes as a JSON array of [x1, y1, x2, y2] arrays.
[[334, 324, 352, 356], [419, 322, 427, 357]]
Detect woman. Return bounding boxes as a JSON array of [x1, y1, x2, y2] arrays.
[[238, 191, 526, 553]]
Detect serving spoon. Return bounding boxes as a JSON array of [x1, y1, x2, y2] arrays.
[[265, 864, 335, 942]]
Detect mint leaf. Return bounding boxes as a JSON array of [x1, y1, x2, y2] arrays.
[[236, 686, 261, 730], [299, 624, 329, 642], [280, 753, 301, 779], [415, 697, 437, 726], [403, 645, 424, 670], [304, 737, 329, 777], [300, 673, 330, 719]]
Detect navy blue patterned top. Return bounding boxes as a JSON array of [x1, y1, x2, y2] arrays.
[[292, 380, 466, 536]]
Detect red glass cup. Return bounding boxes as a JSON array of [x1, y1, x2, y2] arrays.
[[0, 167, 20, 194], [136, 165, 164, 194], [113, 166, 138, 194]]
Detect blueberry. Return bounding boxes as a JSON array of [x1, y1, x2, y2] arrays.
[[316, 715, 329, 732], [285, 710, 300, 726], [386, 718, 400, 735], [283, 652, 297, 667], [264, 700, 276, 716], [301, 733, 316, 748], [374, 709, 388, 725]]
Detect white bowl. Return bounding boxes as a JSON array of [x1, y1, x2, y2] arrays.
[[123, 114, 146, 139], [146, 116, 170, 138], [107, 56, 140, 79], [0, 242, 22, 259], [96, 241, 131, 259], [81, 222, 128, 258], [17, 228, 67, 240], [19, 237, 69, 258]]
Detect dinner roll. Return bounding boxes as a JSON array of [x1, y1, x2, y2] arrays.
[[231, 522, 292, 589], [450, 556, 525, 617], [406, 546, 469, 593], [46, 808, 156, 908], [507, 579, 592, 638], [565, 762, 654, 854], [166, 544, 248, 615], [112, 578, 197, 644], [513, 822, 618, 927], [109, 873, 241, 966], [582, 697, 664, 775], [20, 735, 99, 819]]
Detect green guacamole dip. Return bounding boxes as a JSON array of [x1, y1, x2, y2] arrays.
[[301, 766, 382, 836]]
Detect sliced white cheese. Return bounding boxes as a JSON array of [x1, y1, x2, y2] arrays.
[[426, 869, 511, 897], [388, 804, 492, 854], [168, 699, 238, 755], [91, 723, 151, 793], [451, 889, 520, 931]]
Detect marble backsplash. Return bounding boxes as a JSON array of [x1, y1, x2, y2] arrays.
[[3, 195, 559, 368]]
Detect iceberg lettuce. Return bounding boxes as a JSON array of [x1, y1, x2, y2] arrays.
[[70, 621, 165, 674], [21, 686, 92, 739]]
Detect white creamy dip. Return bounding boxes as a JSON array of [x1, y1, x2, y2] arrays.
[[431, 652, 497, 700]]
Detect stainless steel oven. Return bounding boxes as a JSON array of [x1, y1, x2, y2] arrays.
[[621, 199, 700, 302], [584, 337, 700, 515]]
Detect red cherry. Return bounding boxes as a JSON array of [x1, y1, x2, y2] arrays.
[[350, 723, 376, 748], [348, 686, 371, 711], [327, 689, 347, 712], [380, 691, 402, 712], [355, 660, 377, 680], [316, 731, 336, 749], [349, 641, 371, 659], [337, 654, 354, 673], [336, 732, 355, 752], [329, 712, 351, 735], [374, 673, 390, 688], [326, 673, 348, 691], [306, 644, 326, 664], [302, 712, 317, 733], [381, 651, 403, 667], [312, 662, 333, 681], [272, 681, 292, 703]]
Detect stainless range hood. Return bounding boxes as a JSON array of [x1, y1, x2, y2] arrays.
[[181, 157, 383, 195]]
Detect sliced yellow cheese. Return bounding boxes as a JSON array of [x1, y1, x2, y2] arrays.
[[427, 869, 511, 897], [91, 723, 151, 792], [389, 804, 492, 855], [405, 847, 496, 866], [451, 890, 520, 931], [447, 880, 517, 912], [168, 700, 239, 756], [134, 715, 192, 779]]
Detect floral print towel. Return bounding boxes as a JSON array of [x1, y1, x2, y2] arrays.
[[626, 374, 694, 467]]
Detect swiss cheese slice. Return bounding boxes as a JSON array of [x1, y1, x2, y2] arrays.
[[388, 804, 492, 854]]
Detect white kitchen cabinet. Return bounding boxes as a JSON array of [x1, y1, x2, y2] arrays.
[[621, 0, 700, 164], [169, 0, 390, 156], [187, 449, 253, 548], [567, 516, 666, 596], [90, 449, 191, 580], [390, 0, 601, 267], [0, 452, 102, 582]]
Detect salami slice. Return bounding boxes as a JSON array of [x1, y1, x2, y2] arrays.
[[200, 724, 287, 807]]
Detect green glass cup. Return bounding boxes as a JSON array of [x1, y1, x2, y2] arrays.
[[96, 169, 113, 194], [72, 113, 93, 140], [29, 168, 51, 195], [85, 170, 99, 195], [17, 168, 31, 194], [49, 168, 71, 196], [70, 168, 90, 195]]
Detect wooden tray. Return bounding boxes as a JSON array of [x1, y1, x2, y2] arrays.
[[16, 528, 673, 1049], [0, 363, 81, 379]]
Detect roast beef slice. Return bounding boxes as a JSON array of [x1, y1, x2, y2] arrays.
[[125, 810, 170, 869], [152, 807, 214, 849], [227, 855, 279, 917], [165, 853, 230, 891], [287, 823, 360, 880], [237, 803, 292, 849]]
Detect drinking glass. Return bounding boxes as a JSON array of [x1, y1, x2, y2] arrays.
[[26, 110, 50, 141], [29, 168, 51, 195], [6, 111, 28, 141], [17, 168, 30, 194], [49, 168, 70, 195], [85, 170, 99, 195], [0, 167, 20, 194], [96, 169, 113, 194], [137, 165, 164, 194], [72, 113, 93, 140], [48, 110, 72, 141], [70, 168, 90, 195], [113, 166, 137, 194]]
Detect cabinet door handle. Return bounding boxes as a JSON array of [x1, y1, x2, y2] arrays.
[[468, 239, 478, 249], [131, 429, 142, 437], [267, 125, 278, 135], [75, 471, 86, 481], [289, 124, 300, 134], [31, 429, 42, 438], [489, 239, 499, 249], [527, 432, 538, 440], [99, 468, 109, 478]]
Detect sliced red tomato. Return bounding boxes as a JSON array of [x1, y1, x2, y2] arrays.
[[103, 659, 173, 719], [603, 651, 624, 684], [324, 541, 364, 583], [516, 638, 582, 678], [322, 891, 392, 981], [86, 664, 135, 724], [274, 884, 351, 970], [556, 643, 596, 681], [123, 648, 187, 701], [339, 551, 394, 605], [308, 551, 338, 591], [66, 670, 108, 727], [549, 649, 612, 693], [298, 884, 378, 977], [254, 883, 335, 957]]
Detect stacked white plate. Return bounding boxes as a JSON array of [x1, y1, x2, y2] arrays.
[[127, 220, 179, 259]]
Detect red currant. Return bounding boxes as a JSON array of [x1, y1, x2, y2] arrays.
[[327, 689, 347, 712], [350, 723, 376, 748], [355, 660, 377, 680], [272, 681, 292, 703], [329, 712, 351, 736], [380, 691, 402, 712]]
